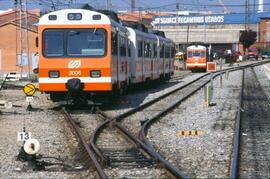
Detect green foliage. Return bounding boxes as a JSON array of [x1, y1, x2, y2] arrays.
[[239, 30, 257, 50]]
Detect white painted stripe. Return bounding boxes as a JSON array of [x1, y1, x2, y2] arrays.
[[186, 63, 206, 66], [39, 77, 111, 83]]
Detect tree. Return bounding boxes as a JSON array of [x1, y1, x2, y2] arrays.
[[239, 30, 257, 54]]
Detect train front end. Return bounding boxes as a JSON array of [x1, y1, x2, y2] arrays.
[[186, 45, 207, 71], [38, 9, 112, 101]]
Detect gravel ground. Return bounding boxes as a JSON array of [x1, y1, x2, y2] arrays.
[[0, 85, 94, 178], [105, 73, 205, 116], [254, 63, 270, 98], [147, 70, 243, 178], [0, 60, 265, 178]]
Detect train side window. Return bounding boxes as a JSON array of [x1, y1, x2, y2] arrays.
[[160, 44, 164, 58], [111, 32, 118, 55], [171, 45, 175, 58], [128, 39, 131, 57], [120, 36, 126, 57], [43, 30, 64, 57], [138, 41, 142, 57], [165, 46, 170, 58], [153, 43, 157, 58], [188, 51, 192, 58], [149, 43, 152, 58], [144, 42, 150, 58]]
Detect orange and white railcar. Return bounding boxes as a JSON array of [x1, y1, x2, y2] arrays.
[[38, 9, 129, 99], [186, 45, 208, 72]]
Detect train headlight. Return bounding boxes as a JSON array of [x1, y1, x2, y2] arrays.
[[90, 70, 101, 78], [49, 70, 59, 78]]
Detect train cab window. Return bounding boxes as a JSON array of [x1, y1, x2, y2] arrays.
[[153, 43, 157, 58], [201, 51, 205, 57], [111, 32, 118, 55], [138, 41, 143, 57], [43, 31, 64, 57], [188, 51, 192, 58], [67, 29, 106, 56], [193, 51, 201, 57], [120, 36, 126, 57]]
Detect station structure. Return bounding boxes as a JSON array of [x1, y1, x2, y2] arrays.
[[151, 12, 270, 54]]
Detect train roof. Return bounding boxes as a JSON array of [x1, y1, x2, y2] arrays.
[[38, 9, 124, 28], [187, 45, 206, 50], [126, 27, 157, 41]]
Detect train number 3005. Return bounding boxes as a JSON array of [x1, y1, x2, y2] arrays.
[[69, 70, 81, 76]]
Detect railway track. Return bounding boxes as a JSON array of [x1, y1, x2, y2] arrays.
[[87, 61, 270, 178], [48, 61, 270, 178], [60, 107, 108, 178], [88, 64, 257, 178], [230, 67, 270, 179]]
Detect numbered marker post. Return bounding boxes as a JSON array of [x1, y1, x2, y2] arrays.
[[17, 132, 32, 141]]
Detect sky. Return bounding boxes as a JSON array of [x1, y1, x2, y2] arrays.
[[1, 0, 270, 14]]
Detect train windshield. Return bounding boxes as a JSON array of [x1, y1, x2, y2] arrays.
[[67, 29, 106, 56], [43, 29, 106, 57], [43, 31, 64, 57], [188, 51, 192, 58], [193, 51, 201, 57]]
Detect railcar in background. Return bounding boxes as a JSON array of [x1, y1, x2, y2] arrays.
[[37, 9, 175, 102], [186, 45, 209, 72], [126, 27, 174, 84]]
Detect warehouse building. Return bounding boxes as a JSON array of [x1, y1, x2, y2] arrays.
[[0, 9, 39, 77]]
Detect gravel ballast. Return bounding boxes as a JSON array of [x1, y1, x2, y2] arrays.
[[147, 70, 243, 178], [0, 87, 93, 178]]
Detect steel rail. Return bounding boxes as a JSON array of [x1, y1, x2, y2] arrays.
[[230, 64, 270, 179], [112, 121, 188, 179], [61, 108, 108, 179], [92, 110, 188, 178]]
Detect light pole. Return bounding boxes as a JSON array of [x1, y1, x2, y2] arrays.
[[25, 0, 30, 79], [186, 24, 189, 47], [19, 0, 23, 79]]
